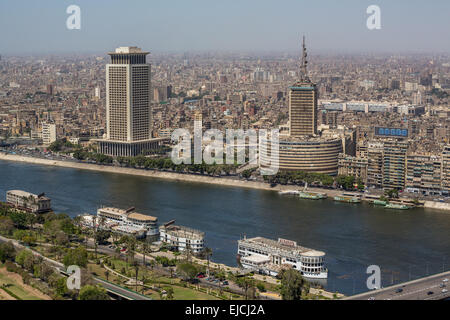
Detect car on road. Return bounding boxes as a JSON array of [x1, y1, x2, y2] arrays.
[[440, 283, 446, 288], [442, 289, 448, 293], [196, 273, 206, 279], [427, 291, 434, 295], [368, 297, 375, 300], [223, 280, 229, 286], [395, 288, 403, 293], [443, 278, 449, 282]]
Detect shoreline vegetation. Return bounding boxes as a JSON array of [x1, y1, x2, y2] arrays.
[[0, 202, 338, 300], [1, 152, 449, 211]]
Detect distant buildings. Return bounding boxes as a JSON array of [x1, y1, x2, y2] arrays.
[[340, 140, 450, 195], [6, 190, 51, 213]]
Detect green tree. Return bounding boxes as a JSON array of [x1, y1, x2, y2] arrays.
[[177, 262, 198, 282], [0, 216, 15, 235], [9, 211, 29, 229], [63, 246, 88, 268], [78, 285, 110, 300], [279, 269, 305, 300], [0, 241, 15, 263], [235, 275, 255, 300]]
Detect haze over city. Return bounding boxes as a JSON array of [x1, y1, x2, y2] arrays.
[[1, 0, 450, 55]]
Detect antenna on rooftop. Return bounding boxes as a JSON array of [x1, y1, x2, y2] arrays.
[[299, 35, 310, 83]]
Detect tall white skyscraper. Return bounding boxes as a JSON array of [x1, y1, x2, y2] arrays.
[[98, 46, 162, 157]]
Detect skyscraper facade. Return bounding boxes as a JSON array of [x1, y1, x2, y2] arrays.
[[289, 37, 318, 137], [442, 145, 450, 193], [382, 140, 408, 189], [98, 47, 162, 157]]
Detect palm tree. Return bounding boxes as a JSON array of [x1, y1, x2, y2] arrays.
[[105, 270, 110, 281], [142, 242, 149, 267], [204, 247, 213, 277], [91, 216, 98, 259], [132, 260, 139, 292], [141, 275, 147, 293], [126, 237, 137, 268]]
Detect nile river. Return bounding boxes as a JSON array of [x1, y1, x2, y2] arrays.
[[1, 159, 450, 295]]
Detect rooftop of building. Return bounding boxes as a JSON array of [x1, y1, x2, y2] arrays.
[[160, 224, 205, 239], [239, 236, 325, 257], [127, 212, 157, 222], [279, 133, 343, 143], [7, 189, 50, 200], [109, 46, 149, 55], [98, 207, 157, 221]]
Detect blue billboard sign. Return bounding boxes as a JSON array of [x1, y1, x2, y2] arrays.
[[375, 127, 408, 137]]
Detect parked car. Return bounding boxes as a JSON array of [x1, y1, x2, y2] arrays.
[[395, 288, 403, 293]]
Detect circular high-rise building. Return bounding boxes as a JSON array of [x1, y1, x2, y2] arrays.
[[260, 135, 343, 175]]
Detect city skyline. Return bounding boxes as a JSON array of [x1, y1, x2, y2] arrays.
[[1, 0, 450, 55]]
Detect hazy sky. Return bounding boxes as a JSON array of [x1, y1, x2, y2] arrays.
[[1, 0, 449, 55]]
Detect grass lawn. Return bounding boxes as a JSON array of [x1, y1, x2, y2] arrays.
[[0, 270, 43, 300], [171, 285, 220, 300]]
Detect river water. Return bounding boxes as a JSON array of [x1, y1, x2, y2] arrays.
[[1, 159, 449, 295]]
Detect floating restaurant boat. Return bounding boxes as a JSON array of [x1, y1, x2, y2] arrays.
[[278, 190, 300, 195], [385, 203, 409, 210], [373, 199, 388, 206], [333, 194, 361, 203], [237, 236, 328, 279], [299, 191, 327, 200]]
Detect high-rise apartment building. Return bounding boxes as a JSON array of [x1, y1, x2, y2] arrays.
[[41, 122, 57, 144], [289, 37, 317, 137], [405, 154, 442, 195], [98, 47, 162, 157], [193, 111, 202, 133], [338, 154, 369, 183], [367, 141, 384, 188], [442, 145, 450, 193], [382, 140, 408, 189]]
